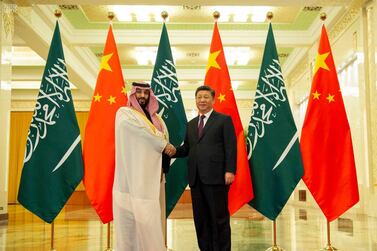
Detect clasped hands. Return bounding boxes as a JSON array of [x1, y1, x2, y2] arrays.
[[164, 143, 176, 157], [164, 143, 235, 185]]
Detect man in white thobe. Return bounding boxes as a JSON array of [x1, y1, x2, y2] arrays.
[[113, 82, 174, 251]]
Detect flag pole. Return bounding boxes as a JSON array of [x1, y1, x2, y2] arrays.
[[262, 12, 284, 251], [321, 220, 337, 250], [105, 222, 113, 251], [51, 221, 56, 251], [317, 14, 338, 251], [102, 11, 115, 251], [50, 8, 62, 251], [266, 220, 284, 251], [160, 11, 172, 251]]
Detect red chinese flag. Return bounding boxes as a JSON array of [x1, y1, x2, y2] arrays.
[[300, 25, 359, 221], [204, 22, 254, 215], [83, 26, 128, 223]]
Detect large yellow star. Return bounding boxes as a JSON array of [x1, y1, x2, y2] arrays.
[[107, 95, 116, 105], [217, 93, 226, 103], [100, 53, 113, 72], [121, 86, 127, 96], [206, 50, 221, 72], [93, 93, 102, 102], [314, 52, 330, 75], [326, 94, 335, 103], [312, 90, 320, 100]]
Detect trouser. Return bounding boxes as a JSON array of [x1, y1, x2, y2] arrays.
[[190, 177, 231, 251]]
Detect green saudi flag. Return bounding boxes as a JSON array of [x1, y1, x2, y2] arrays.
[[151, 23, 188, 217], [17, 22, 83, 223], [247, 24, 303, 220]]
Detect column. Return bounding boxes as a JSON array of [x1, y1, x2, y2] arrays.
[[0, 1, 15, 220]]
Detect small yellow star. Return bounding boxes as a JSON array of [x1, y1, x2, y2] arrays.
[[107, 95, 116, 104], [314, 52, 330, 75], [326, 94, 335, 103], [121, 86, 127, 96], [312, 90, 321, 100], [93, 93, 102, 102], [217, 93, 226, 103], [100, 53, 113, 72], [206, 50, 221, 73]]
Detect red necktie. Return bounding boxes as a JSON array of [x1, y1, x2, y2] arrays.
[[198, 115, 205, 138]]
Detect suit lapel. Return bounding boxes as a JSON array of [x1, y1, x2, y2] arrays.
[[191, 116, 200, 141]]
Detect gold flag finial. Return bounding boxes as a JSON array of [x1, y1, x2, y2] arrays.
[[266, 11, 273, 21], [54, 9, 62, 19], [213, 11, 220, 20], [161, 11, 168, 21], [320, 12, 327, 21], [108, 11, 115, 21]]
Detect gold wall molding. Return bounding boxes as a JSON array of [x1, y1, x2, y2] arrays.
[[364, 3, 377, 187], [1, 3, 16, 40], [11, 100, 91, 111], [327, 0, 366, 42]]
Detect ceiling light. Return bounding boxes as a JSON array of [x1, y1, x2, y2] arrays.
[[224, 47, 236, 66], [112, 5, 132, 22], [134, 47, 157, 65], [237, 47, 252, 65], [231, 81, 240, 90], [224, 47, 251, 66], [251, 7, 270, 22], [133, 6, 151, 22], [0, 81, 11, 90], [233, 14, 249, 23], [233, 8, 249, 22]]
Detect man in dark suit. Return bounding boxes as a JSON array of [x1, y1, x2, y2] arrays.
[[170, 85, 237, 251]]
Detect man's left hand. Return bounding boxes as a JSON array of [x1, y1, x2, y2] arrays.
[[164, 143, 176, 157], [225, 172, 235, 185]]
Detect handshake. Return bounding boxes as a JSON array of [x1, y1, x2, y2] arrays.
[[164, 143, 176, 157]]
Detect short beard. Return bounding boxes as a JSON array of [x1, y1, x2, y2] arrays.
[[137, 98, 148, 109]]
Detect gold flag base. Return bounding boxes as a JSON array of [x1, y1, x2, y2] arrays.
[[266, 245, 285, 251], [267, 220, 284, 251], [321, 244, 338, 250], [104, 249, 113, 251], [322, 220, 337, 250]]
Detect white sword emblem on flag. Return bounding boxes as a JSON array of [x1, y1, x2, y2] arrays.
[[272, 132, 298, 171], [52, 135, 81, 173]]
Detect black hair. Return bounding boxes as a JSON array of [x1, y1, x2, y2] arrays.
[[195, 85, 215, 98]]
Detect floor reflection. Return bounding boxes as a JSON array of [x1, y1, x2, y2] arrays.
[[0, 204, 376, 250]]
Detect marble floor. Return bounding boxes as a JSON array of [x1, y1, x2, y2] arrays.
[[0, 203, 376, 250]]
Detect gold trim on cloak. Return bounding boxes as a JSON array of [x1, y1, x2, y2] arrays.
[[130, 108, 168, 140]]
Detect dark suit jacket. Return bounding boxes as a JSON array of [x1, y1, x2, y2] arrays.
[[175, 110, 237, 186]]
